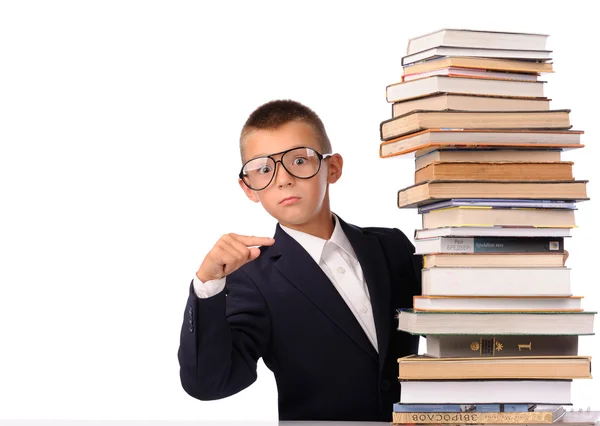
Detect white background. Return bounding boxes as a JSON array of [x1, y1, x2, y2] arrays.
[[1, 0, 599, 421]]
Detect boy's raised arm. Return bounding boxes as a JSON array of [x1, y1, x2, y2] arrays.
[[178, 233, 275, 400]]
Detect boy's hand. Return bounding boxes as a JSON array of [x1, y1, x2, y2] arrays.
[[196, 233, 275, 283]]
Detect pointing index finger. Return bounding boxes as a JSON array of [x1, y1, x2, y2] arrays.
[[230, 233, 275, 247]]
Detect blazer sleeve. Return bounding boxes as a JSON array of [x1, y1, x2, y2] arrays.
[[177, 267, 271, 400], [393, 227, 423, 295]]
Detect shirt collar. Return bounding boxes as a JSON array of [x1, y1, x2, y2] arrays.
[[279, 213, 358, 264]]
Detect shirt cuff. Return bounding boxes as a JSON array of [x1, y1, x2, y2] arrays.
[[193, 274, 226, 299]]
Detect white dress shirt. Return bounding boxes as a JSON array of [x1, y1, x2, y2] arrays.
[[193, 213, 379, 352]]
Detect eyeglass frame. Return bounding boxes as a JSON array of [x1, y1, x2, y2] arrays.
[[238, 146, 333, 191]]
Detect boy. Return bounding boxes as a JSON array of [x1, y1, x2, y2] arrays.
[[178, 100, 422, 421]]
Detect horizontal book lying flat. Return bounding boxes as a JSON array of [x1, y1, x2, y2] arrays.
[[421, 205, 576, 228], [387, 75, 545, 103], [392, 93, 551, 118], [423, 253, 566, 268], [399, 380, 571, 405], [392, 408, 565, 424], [402, 56, 554, 75], [418, 198, 576, 212], [397, 180, 589, 208], [393, 403, 534, 413], [415, 236, 564, 254], [413, 295, 583, 312], [415, 226, 572, 239], [403, 67, 539, 82], [397, 354, 591, 380], [425, 335, 578, 358], [421, 267, 571, 297], [380, 109, 571, 141], [402, 46, 552, 66], [406, 29, 549, 55], [396, 310, 595, 335], [380, 129, 583, 158], [415, 149, 562, 171]]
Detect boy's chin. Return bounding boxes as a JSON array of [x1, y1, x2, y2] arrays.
[[270, 207, 312, 227]]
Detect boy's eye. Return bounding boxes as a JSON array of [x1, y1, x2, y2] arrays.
[[257, 165, 272, 174], [292, 157, 307, 166]]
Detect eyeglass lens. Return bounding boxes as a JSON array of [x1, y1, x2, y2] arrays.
[[242, 147, 322, 190]]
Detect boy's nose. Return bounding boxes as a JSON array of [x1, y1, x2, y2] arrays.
[[273, 161, 294, 187]]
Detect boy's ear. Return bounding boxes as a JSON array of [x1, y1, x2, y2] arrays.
[[326, 153, 343, 184], [238, 178, 260, 203]]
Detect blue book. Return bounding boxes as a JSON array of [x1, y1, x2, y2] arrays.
[[393, 403, 531, 413], [418, 198, 577, 213]]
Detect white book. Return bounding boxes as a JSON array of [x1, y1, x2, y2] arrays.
[[406, 29, 549, 55], [402, 46, 552, 66], [387, 76, 544, 102], [397, 310, 595, 335], [413, 295, 582, 312], [415, 226, 572, 239], [400, 380, 571, 404], [422, 267, 571, 296]]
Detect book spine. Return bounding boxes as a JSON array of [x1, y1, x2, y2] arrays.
[[427, 335, 578, 357], [392, 411, 553, 424], [440, 237, 563, 253]]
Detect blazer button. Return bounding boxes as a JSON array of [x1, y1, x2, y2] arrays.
[[380, 380, 391, 391], [189, 326, 194, 333]]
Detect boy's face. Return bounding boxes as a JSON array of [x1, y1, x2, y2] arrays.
[[238, 120, 342, 228]]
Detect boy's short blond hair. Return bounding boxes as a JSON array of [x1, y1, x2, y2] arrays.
[[239, 99, 332, 161]]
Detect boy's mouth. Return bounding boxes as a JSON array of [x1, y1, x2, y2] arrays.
[[279, 196, 301, 205]]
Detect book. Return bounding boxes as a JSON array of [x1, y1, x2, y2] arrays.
[[403, 67, 540, 82], [381, 109, 571, 141], [415, 150, 562, 171], [425, 335, 579, 358], [415, 226, 572, 239], [392, 409, 564, 424], [418, 198, 576, 213], [414, 236, 564, 254], [392, 403, 533, 413], [393, 93, 551, 118], [386, 76, 545, 103], [397, 180, 589, 208], [415, 161, 574, 184], [421, 267, 571, 297], [421, 206, 576, 228], [402, 56, 554, 75], [398, 380, 571, 404], [413, 296, 583, 312], [423, 253, 566, 268], [380, 129, 583, 158], [402, 46, 552, 66], [406, 29, 549, 55], [396, 310, 595, 335]]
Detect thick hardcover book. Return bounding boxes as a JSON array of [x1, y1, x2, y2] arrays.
[[425, 335, 578, 358], [396, 310, 596, 335], [380, 109, 571, 141], [379, 129, 583, 159], [397, 180, 589, 208], [396, 354, 591, 380], [415, 161, 574, 184]]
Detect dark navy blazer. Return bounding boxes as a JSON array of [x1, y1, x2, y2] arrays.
[[178, 214, 421, 421]]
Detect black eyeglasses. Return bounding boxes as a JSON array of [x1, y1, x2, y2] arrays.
[[239, 146, 332, 191]]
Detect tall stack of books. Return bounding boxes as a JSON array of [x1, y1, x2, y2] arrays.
[[378, 29, 596, 424]]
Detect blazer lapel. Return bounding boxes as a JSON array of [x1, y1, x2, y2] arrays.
[[270, 224, 378, 362], [337, 215, 392, 374]]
